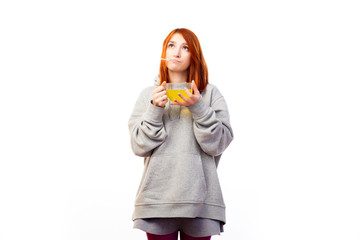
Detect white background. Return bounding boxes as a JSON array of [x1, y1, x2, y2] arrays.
[[1, 0, 359, 239]]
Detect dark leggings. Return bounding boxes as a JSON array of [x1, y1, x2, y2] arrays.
[[146, 231, 211, 240]]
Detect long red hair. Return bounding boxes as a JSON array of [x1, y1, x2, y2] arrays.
[[159, 28, 208, 92]]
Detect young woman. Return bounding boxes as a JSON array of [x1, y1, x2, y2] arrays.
[[128, 28, 234, 240]]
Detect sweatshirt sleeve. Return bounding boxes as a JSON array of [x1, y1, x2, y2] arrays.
[[128, 89, 167, 157], [188, 87, 234, 157]]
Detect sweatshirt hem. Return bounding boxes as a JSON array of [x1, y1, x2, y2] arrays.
[[134, 202, 225, 208], [132, 202, 226, 224]]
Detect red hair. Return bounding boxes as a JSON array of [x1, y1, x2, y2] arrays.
[[159, 28, 209, 92]]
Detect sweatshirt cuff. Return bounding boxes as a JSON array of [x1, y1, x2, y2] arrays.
[[188, 98, 209, 120], [144, 101, 165, 123]]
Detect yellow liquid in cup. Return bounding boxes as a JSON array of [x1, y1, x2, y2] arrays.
[[166, 89, 194, 102]]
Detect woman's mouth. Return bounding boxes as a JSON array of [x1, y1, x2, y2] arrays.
[[170, 59, 181, 63]]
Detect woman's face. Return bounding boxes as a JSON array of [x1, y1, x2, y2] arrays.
[[165, 33, 191, 72]]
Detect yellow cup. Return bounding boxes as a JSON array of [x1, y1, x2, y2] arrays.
[[166, 83, 193, 102]]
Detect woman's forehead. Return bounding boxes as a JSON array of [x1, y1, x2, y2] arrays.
[[169, 33, 187, 44]]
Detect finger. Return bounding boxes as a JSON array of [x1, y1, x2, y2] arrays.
[[157, 95, 168, 105], [159, 100, 167, 107], [162, 95, 168, 101], [153, 85, 166, 94], [155, 95, 168, 106], [154, 90, 166, 99], [184, 87, 192, 97], [161, 81, 167, 93], [161, 95, 169, 103], [159, 86, 166, 92], [153, 93, 165, 103], [172, 99, 184, 106], [177, 93, 190, 103], [157, 81, 166, 92], [192, 80, 200, 95]]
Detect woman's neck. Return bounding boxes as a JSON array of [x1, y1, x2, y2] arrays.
[[168, 70, 188, 83]]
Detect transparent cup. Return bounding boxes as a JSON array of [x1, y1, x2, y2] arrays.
[[166, 82, 193, 102]]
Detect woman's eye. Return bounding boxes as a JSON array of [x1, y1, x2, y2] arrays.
[[168, 43, 175, 48], [183, 46, 189, 51]]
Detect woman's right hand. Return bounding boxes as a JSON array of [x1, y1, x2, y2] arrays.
[[152, 81, 168, 107]]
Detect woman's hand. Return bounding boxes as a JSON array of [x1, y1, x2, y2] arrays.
[[152, 81, 168, 107], [171, 80, 201, 107]]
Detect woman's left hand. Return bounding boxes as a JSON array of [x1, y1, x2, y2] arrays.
[[171, 80, 201, 107]]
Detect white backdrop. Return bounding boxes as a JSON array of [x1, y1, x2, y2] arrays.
[[1, 0, 359, 240]]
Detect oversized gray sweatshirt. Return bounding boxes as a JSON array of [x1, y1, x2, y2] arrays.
[[128, 77, 234, 224]]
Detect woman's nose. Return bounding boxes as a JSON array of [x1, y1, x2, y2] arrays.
[[173, 47, 181, 57]]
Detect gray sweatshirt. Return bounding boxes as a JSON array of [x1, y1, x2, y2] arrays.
[[128, 77, 234, 225]]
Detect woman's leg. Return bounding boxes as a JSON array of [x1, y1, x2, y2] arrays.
[[179, 231, 211, 240], [146, 231, 178, 240]]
